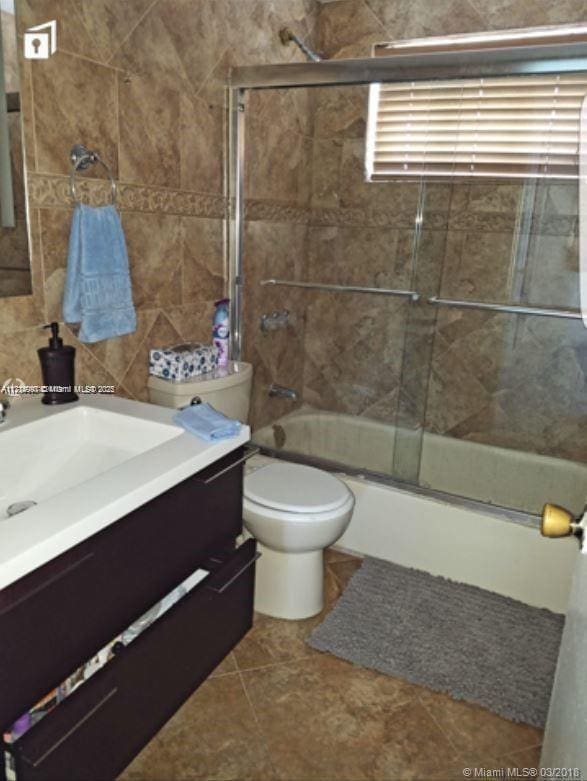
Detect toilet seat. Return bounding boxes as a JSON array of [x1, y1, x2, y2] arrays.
[[244, 463, 351, 515]]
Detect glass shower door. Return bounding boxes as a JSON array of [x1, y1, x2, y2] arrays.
[[239, 78, 587, 519], [242, 83, 429, 481], [403, 177, 587, 517], [390, 180, 448, 483]]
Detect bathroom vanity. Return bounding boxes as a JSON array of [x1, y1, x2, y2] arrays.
[[0, 397, 254, 781]]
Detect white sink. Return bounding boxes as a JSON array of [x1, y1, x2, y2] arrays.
[[0, 405, 182, 519], [0, 396, 250, 589]]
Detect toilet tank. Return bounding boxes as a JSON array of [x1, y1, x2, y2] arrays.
[[148, 361, 253, 422]]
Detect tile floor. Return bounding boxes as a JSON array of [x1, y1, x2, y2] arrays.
[[121, 549, 543, 781]]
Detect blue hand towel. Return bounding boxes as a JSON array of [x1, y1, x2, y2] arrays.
[[63, 204, 136, 343], [173, 403, 242, 442]]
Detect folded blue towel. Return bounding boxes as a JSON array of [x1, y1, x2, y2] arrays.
[[173, 403, 242, 442], [63, 204, 136, 343]]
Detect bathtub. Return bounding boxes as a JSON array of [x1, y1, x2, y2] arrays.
[[252, 409, 585, 613]]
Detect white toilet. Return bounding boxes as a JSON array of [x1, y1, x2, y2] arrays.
[[243, 461, 354, 619], [148, 362, 355, 620]]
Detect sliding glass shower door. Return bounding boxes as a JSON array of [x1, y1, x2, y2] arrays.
[[242, 83, 430, 480], [411, 177, 587, 516], [239, 80, 587, 519]]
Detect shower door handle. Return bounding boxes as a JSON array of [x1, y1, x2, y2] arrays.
[[541, 503, 585, 542]]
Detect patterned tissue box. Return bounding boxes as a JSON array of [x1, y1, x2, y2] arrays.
[[149, 343, 219, 381]]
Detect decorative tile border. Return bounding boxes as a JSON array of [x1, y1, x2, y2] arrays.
[[531, 215, 578, 237], [448, 212, 517, 233], [311, 205, 449, 230], [28, 174, 578, 235], [245, 199, 311, 225], [246, 199, 449, 230], [28, 173, 226, 219], [449, 211, 578, 236]]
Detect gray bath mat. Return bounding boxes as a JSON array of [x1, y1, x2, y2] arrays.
[[308, 557, 564, 727]]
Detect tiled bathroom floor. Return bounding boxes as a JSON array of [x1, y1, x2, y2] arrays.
[[120, 550, 543, 781]]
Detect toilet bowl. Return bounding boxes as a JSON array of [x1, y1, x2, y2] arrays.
[[147, 363, 355, 620], [243, 462, 355, 620]]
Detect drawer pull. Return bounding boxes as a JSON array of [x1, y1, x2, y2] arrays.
[[201, 446, 260, 485], [206, 552, 260, 594], [30, 687, 118, 768], [0, 553, 95, 618]]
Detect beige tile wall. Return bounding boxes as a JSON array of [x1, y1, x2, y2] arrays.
[[3, 0, 584, 466], [0, 0, 319, 399], [242, 85, 317, 428], [284, 0, 586, 464]]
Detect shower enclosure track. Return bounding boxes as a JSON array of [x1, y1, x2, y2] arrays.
[[256, 443, 541, 529]]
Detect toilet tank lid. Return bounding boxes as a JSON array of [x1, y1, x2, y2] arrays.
[[244, 462, 351, 514], [148, 361, 252, 395]]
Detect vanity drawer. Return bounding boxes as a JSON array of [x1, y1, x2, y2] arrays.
[[12, 538, 257, 781], [0, 446, 246, 730]]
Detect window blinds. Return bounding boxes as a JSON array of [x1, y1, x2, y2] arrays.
[[366, 28, 587, 180]]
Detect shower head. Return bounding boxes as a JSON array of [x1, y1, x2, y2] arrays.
[[279, 27, 322, 62]]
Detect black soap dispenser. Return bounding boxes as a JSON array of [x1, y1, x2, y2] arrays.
[[37, 323, 79, 405]]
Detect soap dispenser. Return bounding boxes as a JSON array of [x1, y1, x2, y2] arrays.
[[37, 323, 79, 405]]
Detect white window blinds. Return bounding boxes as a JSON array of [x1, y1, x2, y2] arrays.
[[366, 28, 587, 180]]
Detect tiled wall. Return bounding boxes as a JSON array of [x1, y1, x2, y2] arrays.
[[246, 0, 586, 465], [303, 84, 450, 427], [310, 0, 586, 464], [4, 0, 585, 466], [242, 87, 314, 428], [0, 0, 318, 399], [426, 180, 585, 463]]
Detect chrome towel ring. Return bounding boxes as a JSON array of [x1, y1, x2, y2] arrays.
[[69, 143, 117, 205]]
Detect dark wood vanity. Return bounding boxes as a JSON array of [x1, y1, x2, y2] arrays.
[[0, 445, 256, 781]]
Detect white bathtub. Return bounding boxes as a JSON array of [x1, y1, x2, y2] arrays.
[[252, 409, 586, 613], [254, 408, 587, 517]]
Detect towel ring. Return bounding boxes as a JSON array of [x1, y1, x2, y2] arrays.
[[69, 144, 117, 205]]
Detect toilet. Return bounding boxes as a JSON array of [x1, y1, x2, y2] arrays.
[[243, 461, 354, 619], [148, 362, 355, 620]]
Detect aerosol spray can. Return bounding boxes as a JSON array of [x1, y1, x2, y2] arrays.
[[213, 298, 230, 367]]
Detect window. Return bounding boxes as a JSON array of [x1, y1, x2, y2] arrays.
[[365, 25, 587, 180]]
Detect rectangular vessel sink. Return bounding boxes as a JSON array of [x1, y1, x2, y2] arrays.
[[0, 405, 181, 518], [0, 396, 250, 589]]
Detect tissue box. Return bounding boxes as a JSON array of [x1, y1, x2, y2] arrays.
[[149, 343, 219, 381]]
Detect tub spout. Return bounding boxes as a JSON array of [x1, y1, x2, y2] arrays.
[[269, 383, 298, 402]]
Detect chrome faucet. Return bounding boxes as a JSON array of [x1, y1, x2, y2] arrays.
[[268, 384, 298, 402], [0, 398, 10, 425]]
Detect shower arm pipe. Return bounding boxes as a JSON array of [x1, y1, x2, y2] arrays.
[[260, 279, 420, 301], [279, 27, 322, 63], [428, 296, 583, 320]]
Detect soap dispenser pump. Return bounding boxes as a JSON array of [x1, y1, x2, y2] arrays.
[[37, 322, 79, 405]]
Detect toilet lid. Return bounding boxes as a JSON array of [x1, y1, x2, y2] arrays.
[[244, 463, 350, 514]]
